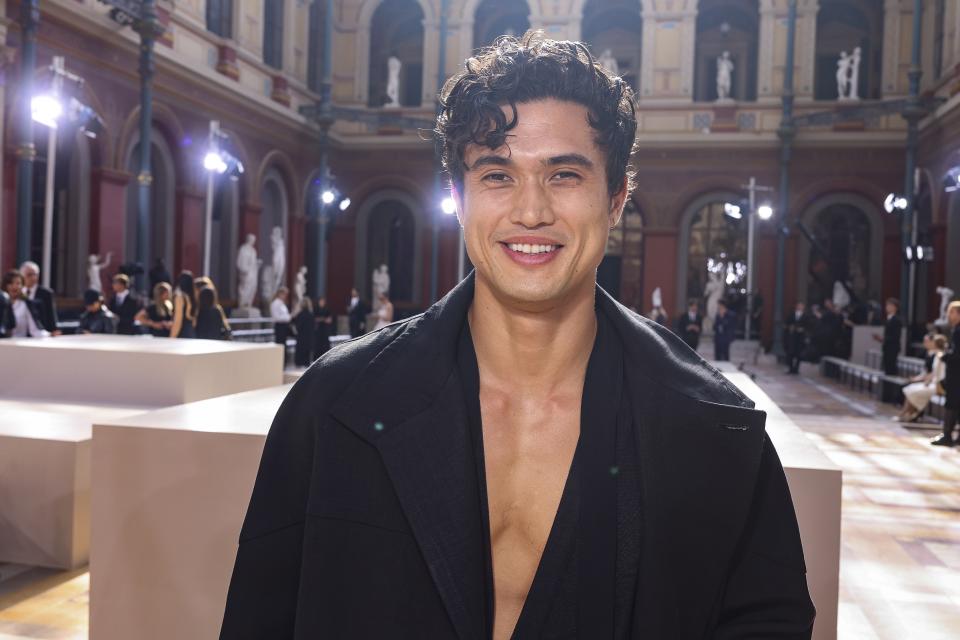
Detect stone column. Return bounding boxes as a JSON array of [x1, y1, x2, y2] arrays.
[[422, 18, 440, 107], [639, 0, 698, 102], [89, 168, 132, 281]]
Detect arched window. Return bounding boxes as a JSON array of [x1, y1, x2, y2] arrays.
[[366, 200, 416, 303], [206, 0, 233, 38], [806, 204, 871, 305], [814, 0, 883, 100], [686, 200, 747, 312], [125, 132, 176, 278], [368, 0, 424, 108], [598, 199, 643, 310], [693, 0, 758, 102], [263, 0, 284, 69], [259, 168, 290, 300], [582, 0, 642, 90], [473, 0, 530, 50]]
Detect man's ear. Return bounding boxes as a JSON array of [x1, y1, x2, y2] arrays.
[[608, 177, 629, 228]]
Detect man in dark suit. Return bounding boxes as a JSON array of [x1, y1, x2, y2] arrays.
[[19, 261, 59, 334], [346, 287, 367, 338], [873, 297, 902, 376], [932, 301, 960, 447], [784, 301, 813, 374], [675, 298, 703, 351], [108, 274, 143, 335], [713, 298, 737, 361], [222, 33, 813, 639], [0, 289, 11, 338]]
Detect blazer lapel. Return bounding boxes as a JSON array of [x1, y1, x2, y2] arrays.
[[329, 275, 485, 640]]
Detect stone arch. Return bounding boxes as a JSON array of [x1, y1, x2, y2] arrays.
[[354, 0, 436, 107], [116, 103, 187, 184], [472, 0, 531, 51], [813, 0, 884, 100], [796, 192, 884, 306], [353, 188, 427, 304], [122, 125, 178, 275], [693, 0, 759, 102], [581, 0, 643, 90]]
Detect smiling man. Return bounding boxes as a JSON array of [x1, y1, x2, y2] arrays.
[[221, 32, 815, 639]]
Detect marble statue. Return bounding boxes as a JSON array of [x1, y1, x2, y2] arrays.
[[236, 234, 260, 309], [832, 280, 851, 310], [716, 51, 734, 102], [87, 252, 112, 293], [598, 49, 619, 76], [271, 226, 286, 296], [704, 269, 725, 333], [372, 264, 390, 312], [848, 47, 861, 100], [937, 286, 956, 325], [651, 287, 662, 310], [294, 266, 308, 309], [836, 51, 853, 100], [386, 56, 401, 108]]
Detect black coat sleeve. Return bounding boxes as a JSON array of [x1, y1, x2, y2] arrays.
[[220, 376, 319, 639], [942, 327, 960, 365], [714, 437, 816, 639]]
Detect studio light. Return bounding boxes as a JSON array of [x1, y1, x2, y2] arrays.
[[441, 196, 457, 215], [31, 95, 63, 128], [884, 193, 908, 214], [757, 204, 774, 220], [723, 203, 742, 219], [203, 151, 228, 174], [321, 189, 336, 205], [338, 197, 351, 211]]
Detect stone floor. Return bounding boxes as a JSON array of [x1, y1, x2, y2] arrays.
[[1, 354, 958, 639]]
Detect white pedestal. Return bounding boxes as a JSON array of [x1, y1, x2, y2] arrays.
[[724, 372, 842, 640], [0, 335, 283, 407], [851, 325, 906, 366], [0, 399, 146, 569], [89, 385, 291, 640]]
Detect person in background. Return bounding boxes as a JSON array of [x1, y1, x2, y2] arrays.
[[873, 298, 902, 376], [676, 299, 703, 351], [648, 304, 668, 326], [896, 334, 946, 422], [108, 273, 142, 335], [932, 302, 960, 446], [819, 299, 842, 358], [0, 288, 10, 338], [149, 258, 172, 293], [713, 298, 736, 361], [195, 285, 232, 340], [292, 297, 316, 367], [170, 271, 197, 338], [372, 291, 394, 330], [19, 261, 60, 335], [79, 289, 117, 334], [2, 269, 49, 338], [271, 286, 292, 363], [784, 301, 812, 374], [136, 282, 174, 337], [314, 296, 333, 357], [347, 287, 368, 338]]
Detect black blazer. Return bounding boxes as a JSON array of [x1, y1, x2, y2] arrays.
[[883, 314, 902, 354], [109, 291, 143, 335], [29, 286, 58, 332], [221, 274, 814, 639], [942, 325, 960, 405], [675, 311, 703, 349], [0, 291, 11, 337]]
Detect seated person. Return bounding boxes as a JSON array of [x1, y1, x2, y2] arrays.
[[896, 333, 947, 422], [2, 269, 49, 337], [79, 289, 117, 334], [108, 273, 143, 335]]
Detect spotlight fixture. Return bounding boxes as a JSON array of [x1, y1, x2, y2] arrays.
[[723, 202, 742, 219], [884, 193, 908, 214], [757, 204, 774, 220]]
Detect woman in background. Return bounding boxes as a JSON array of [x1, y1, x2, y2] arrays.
[[292, 297, 315, 367], [313, 296, 333, 357], [136, 282, 174, 337], [170, 271, 196, 338], [372, 291, 393, 330], [271, 287, 291, 365], [195, 285, 232, 340], [897, 334, 947, 422]]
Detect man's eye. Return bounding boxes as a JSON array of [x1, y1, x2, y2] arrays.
[[553, 171, 581, 181], [483, 173, 510, 183]]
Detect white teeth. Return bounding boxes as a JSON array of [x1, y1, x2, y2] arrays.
[[507, 243, 559, 254]]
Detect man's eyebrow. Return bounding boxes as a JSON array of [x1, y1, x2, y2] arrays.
[[468, 155, 512, 170], [544, 153, 595, 169]]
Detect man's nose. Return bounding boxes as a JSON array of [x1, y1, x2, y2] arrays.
[[509, 180, 555, 228]]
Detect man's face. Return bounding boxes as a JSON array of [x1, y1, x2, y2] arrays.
[[949, 307, 960, 327], [350, 289, 358, 299], [455, 99, 627, 309], [21, 267, 38, 289], [112, 281, 126, 294], [689, 304, 698, 315], [886, 302, 897, 316], [86, 301, 101, 313], [795, 303, 805, 314]]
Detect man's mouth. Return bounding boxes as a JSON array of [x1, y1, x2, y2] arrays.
[[504, 243, 561, 255]]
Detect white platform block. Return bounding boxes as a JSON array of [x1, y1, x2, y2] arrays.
[[0, 400, 146, 569], [89, 385, 291, 640], [724, 372, 843, 640], [0, 335, 283, 407]]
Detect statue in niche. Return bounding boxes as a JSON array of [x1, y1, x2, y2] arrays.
[[704, 269, 725, 333], [87, 252, 112, 293], [271, 226, 286, 295], [832, 281, 851, 311], [385, 55, 402, 108], [836, 51, 852, 100], [716, 51, 734, 102], [294, 266, 308, 309], [848, 46, 862, 100], [598, 49, 619, 76], [236, 234, 260, 309], [937, 286, 956, 325], [372, 264, 390, 312]]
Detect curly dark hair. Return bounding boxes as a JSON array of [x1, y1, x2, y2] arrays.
[[434, 30, 637, 197]]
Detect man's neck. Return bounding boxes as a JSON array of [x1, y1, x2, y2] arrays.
[[468, 276, 597, 395]]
